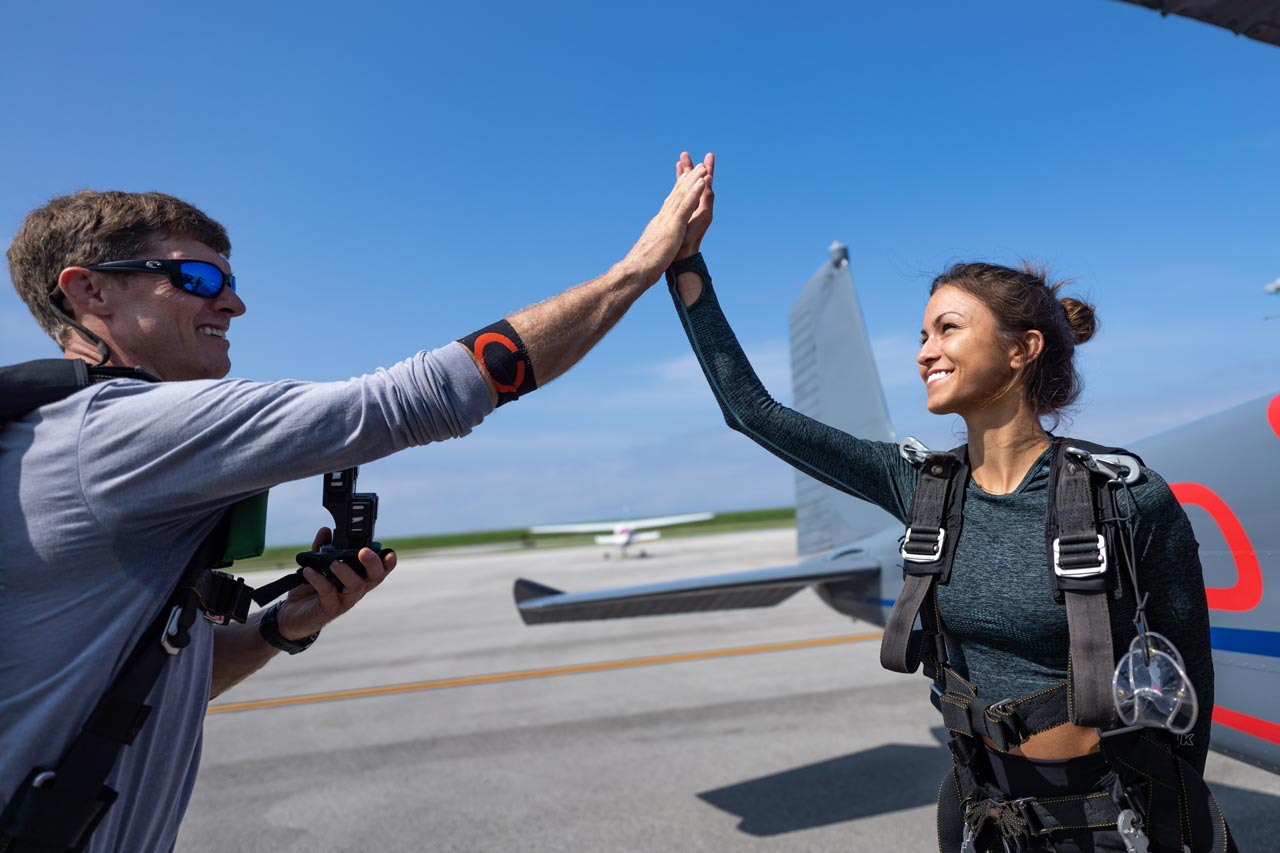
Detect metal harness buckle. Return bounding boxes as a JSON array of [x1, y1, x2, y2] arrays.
[[1052, 534, 1108, 577], [901, 526, 946, 563], [160, 605, 188, 656]]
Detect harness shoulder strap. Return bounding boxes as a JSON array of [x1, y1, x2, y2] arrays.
[[0, 359, 160, 425], [1046, 436, 1142, 728], [880, 445, 968, 676]]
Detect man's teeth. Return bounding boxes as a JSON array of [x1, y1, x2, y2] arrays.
[[199, 327, 226, 338], [927, 371, 952, 385]]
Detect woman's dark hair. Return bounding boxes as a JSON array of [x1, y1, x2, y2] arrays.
[[930, 262, 1097, 426]]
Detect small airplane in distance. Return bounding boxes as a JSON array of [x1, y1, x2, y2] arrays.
[[1266, 279, 1279, 295], [529, 512, 715, 558]]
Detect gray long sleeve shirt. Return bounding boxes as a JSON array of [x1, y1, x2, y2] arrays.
[[0, 344, 493, 852], [669, 268, 1214, 772]]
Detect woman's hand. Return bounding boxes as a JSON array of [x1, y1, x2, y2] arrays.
[[675, 151, 714, 262]]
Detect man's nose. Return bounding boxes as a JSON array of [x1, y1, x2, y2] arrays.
[[216, 285, 246, 317]]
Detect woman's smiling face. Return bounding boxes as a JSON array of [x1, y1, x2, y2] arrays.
[[916, 284, 1023, 418]]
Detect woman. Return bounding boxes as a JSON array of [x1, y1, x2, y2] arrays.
[[667, 153, 1232, 852]]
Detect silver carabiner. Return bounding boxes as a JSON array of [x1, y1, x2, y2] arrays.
[[899, 436, 932, 465], [1117, 808, 1150, 853], [1064, 446, 1141, 484]]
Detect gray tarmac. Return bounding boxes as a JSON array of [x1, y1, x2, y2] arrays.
[[179, 529, 1280, 852]]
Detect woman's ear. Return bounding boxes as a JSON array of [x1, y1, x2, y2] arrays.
[[1010, 329, 1044, 370]]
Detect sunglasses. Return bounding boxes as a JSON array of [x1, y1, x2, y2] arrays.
[[86, 259, 236, 298]]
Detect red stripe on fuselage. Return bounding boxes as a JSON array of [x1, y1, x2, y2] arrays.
[[1171, 482, 1264, 612], [1214, 705, 1280, 746]]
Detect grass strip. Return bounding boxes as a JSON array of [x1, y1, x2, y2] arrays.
[[232, 507, 796, 573]]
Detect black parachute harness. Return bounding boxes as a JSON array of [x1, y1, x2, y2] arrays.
[[0, 359, 268, 853], [882, 436, 1231, 853]]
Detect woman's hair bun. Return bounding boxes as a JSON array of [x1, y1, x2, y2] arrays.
[[1058, 296, 1097, 346]]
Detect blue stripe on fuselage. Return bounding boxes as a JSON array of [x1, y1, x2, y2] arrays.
[[1210, 627, 1280, 659], [866, 610, 1280, 659]]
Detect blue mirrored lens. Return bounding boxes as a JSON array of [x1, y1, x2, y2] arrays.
[[178, 261, 230, 297]]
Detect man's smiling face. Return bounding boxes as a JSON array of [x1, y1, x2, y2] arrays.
[[93, 236, 246, 380]]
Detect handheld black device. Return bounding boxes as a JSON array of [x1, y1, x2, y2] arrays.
[[250, 467, 392, 606], [294, 467, 392, 590]]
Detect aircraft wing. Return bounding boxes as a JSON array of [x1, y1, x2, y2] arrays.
[[1114, 1, 1280, 46], [514, 554, 881, 625], [529, 512, 713, 535], [618, 512, 714, 530], [529, 521, 623, 534]]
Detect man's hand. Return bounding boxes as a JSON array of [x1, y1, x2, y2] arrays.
[[675, 151, 715, 262], [614, 160, 708, 285], [276, 527, 397, 640], [209, 527, 397, 698]]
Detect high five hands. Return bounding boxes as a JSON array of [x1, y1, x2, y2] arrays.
[[675, 151, 715, 262], [619, 152, 716, 285]]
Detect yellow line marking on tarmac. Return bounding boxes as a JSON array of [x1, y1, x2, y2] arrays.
[[207, 631, 884, 715]]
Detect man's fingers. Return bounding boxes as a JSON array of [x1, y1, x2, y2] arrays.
[[675, 177, 706, 220], [358, 547, 391, 586], [328, 560, 367, 599], [301, 566, 339, 605], [661, 165, 707, 217]]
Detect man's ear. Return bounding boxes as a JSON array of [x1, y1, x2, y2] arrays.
[[1010, 329, 1044, 370], [56, 267, 110, 320]]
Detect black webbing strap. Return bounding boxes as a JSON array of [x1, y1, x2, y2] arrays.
[[880, 451, 965, 675], [1049, 441, 1119, 728], [963, 788, 1122, 846], [880, 575, 935, 674], [935, 668, 1073, 752], [0, 515, 232, 853]]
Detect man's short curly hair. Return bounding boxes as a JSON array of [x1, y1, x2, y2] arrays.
[[7, 190, 231, 346]]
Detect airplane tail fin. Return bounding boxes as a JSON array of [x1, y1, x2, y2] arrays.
[[789, 242, 898, 556]]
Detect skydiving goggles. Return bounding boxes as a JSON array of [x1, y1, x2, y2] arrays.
[[1113, 630, 1199, 734], [86, 259, 236, 298]]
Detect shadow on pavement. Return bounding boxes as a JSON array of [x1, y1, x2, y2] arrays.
[[698, 729, 951, 836], [700, 730, 1280, 846], [1214, 782, 1280, 850]]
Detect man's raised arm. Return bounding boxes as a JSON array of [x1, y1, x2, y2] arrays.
[[462, 162, 708, 406]]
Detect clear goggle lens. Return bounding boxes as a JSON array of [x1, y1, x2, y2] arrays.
[[1112, 631, 1198, 734]]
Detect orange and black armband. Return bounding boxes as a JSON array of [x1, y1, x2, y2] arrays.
[[458, 319, 538, 406]]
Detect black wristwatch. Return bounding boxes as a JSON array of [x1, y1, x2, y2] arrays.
[[258, 602, 319, 654]]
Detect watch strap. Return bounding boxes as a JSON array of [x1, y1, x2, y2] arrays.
[[258, 602, 319, 654]]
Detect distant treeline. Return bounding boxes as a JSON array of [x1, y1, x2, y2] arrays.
[[240, 507, 796, 572]]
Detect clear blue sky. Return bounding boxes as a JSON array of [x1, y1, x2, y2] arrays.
[[2, 1, 1275, 543]]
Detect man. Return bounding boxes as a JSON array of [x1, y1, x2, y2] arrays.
[[0, 160, 710, 852]]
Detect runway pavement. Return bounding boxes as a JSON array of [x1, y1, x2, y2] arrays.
[[178, 529, 1280, 852]]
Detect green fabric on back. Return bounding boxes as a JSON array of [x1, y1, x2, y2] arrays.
[[221, 492, 268, 562]]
